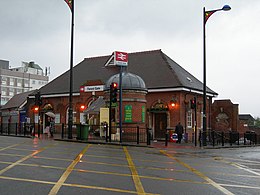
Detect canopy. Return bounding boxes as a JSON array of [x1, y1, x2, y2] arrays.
[[84, 96, 106, 114]]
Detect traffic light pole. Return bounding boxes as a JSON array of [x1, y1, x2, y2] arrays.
[[194, 97, 197, 146], [38, 107, 41, 138], [109, 86, 112, 142], [119, 66, 123, 143], [35, 90, 42, 138]]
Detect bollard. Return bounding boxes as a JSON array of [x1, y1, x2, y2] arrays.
[[165, 130, 168, 147], [24, 123, 27, 136], [38, 122, 40, 138], [32, 123, 35, 137], [8, 122, 10, 135], [61, 123, 64, 139], [105, 123, 108, 142], [137, 126, 140, 145], [212, 131, 215, 147], [237, 132, 239, 145], [221, 132, 224, 146], [199, 130, 202, 147], [79, 123, 82, 140], [229, 131, 232, 146], [147, 128, 151, 145], [16, 123, 18, 135]]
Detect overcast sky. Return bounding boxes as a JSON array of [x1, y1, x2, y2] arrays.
[[0, 0, 259, 117]]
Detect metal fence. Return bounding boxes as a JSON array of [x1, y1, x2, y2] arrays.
[[0, 122, 151, 145], [0, 122, 34, 137], [209, 130, 259, 147]]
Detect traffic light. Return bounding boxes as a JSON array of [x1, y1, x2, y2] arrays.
[[35, 91, 42, 106], [110, 82, 118, 103], [190, 97, 196, 109]]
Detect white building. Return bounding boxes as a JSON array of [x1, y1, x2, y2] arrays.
[[0, 60, 49, 105]]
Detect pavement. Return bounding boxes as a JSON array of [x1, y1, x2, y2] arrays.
[[2, 132, 259, 150], [54, 137, 260, 151]]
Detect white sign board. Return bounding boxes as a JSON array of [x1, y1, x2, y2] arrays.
[[84, 85, 104, 92]]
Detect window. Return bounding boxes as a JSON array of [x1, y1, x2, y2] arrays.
[[9, 78, 14, 86], [24, 80, 29, 87], [2, 77, 7, 85], [187, 110, 192, 128], [1, 88, 7, 95], [9, 88, 14, 96], [17, 89, 22, 94], [17, 79, 22, 87]]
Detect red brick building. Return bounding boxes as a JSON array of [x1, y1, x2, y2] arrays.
[[26, 50, 218, 141], [211, 100, 239, 132]]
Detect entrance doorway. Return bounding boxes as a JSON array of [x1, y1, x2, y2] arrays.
[[154, 113, 167, 139]]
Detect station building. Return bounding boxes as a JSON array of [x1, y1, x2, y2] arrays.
[[26, 50, 218, 141]]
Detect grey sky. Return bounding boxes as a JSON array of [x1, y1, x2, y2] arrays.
[[0, 0, 259, 117]]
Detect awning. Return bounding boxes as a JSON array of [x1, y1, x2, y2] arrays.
[[84, 96, 106, 114]]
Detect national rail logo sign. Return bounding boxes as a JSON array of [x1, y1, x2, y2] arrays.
[[114, 51, 128, 66]]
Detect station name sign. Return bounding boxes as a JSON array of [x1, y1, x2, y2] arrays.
[[83, 85, 104, 92], [115, 51, 128, 66]]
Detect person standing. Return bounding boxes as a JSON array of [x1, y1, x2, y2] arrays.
[[44, 117, 51, 138], [49, 117, 55, 138], [175, 122, 184, 143]]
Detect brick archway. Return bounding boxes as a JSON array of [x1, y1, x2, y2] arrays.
[[148, 100, 169, 140]]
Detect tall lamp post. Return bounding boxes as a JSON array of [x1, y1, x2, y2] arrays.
[[202, 5, 231, 146]]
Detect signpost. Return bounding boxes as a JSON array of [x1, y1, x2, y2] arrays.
[[114, 51, 128, 143]]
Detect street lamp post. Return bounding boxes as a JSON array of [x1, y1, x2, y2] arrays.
[[68, 0, 75, 139], [202, 5, 231, 146]]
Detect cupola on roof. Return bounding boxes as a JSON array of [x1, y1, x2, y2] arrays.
[[105, 72, 147, 92]]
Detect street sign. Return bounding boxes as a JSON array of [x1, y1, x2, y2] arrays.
[[114, 51, 128, 66], [82, 85, 104, 92]]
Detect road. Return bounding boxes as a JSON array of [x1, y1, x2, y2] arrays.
[[0, 136, 259, 194]]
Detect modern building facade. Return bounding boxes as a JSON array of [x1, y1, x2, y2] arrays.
[[0, 60, 49, 105]]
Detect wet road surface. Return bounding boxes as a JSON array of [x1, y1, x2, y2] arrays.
[[0, 136, 259, 194]]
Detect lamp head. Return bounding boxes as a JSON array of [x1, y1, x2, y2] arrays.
[[222, 5, 231, 11]]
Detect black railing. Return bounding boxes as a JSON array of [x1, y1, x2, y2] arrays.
[[0, 122, 151, 145], [209, 130, 259, 147], [59, 124, 150, 145], [0, 122, 34, 137]]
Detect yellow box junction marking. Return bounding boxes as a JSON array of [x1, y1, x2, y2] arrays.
[[160, 150, 235, 195], [0, 144, 51, 175], [48, 144, 91, 195], [123, 146, 146, 195]]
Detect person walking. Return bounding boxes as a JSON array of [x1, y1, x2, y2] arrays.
[[175, 122, 184, 143]]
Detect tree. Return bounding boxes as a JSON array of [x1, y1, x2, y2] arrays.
[[254, 117, 260, 128]]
